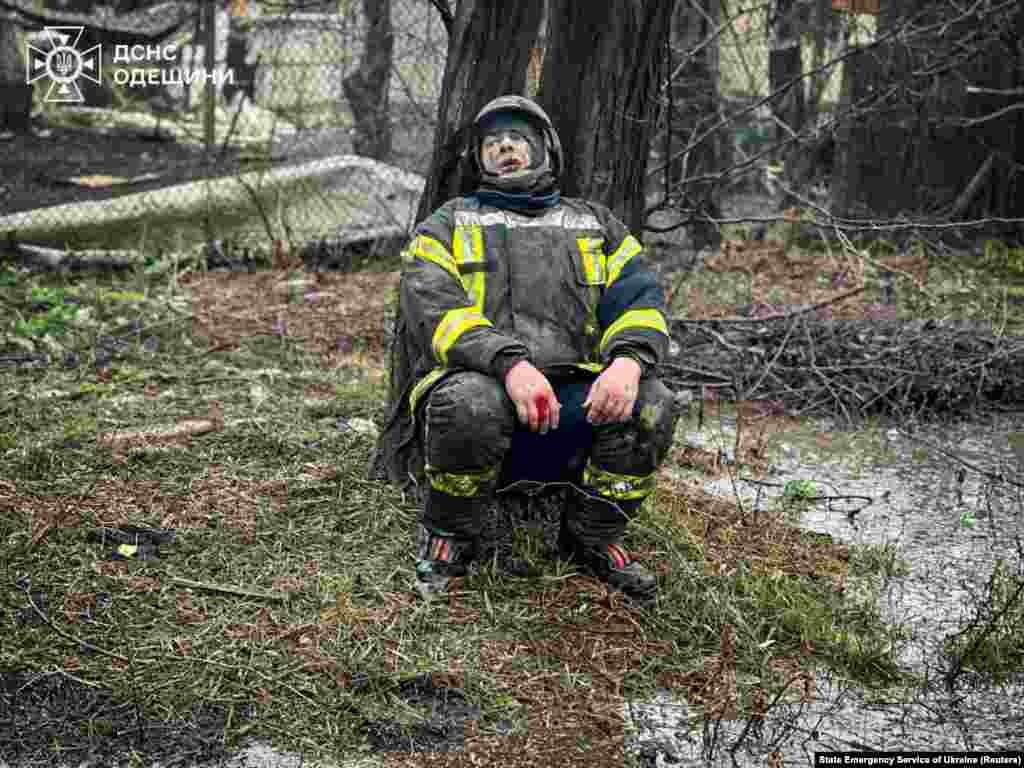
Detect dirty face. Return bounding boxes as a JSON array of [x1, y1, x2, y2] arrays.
[[480, 130, 533, 176]]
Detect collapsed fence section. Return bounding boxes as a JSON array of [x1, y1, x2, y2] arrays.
[[0, 0, 445, 258]]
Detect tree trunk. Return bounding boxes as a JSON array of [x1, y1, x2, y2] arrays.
[[0, 18, 33, 133], [1014, 3, 1024, 228], [832, 1, 1023, 223], [342, 0, 394, 161], [768, 0, 805, 139], [662, 0, 722, 250], [805, 0, 843, 114], [537, 0, 675, 233], [415, 0, 546, 221]]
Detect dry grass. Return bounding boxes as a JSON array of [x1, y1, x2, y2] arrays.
[[0, 261, 905, 766], [186, 267, 399, 379], [672, 227, 932, 323]]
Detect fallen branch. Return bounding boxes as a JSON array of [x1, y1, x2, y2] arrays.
[[948, 153, 995, 220], [170, 577, 289, 603], [896, 428, 1024, 490], [21, 583, 130, 664], [11, 242, 144, 271], [664, 317, 1024, 422], [97, 418, 222, 450]]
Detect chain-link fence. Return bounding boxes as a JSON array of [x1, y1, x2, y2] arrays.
[[0, 0, 446, 260], [646, 0, 1023, 251], [647, 0, 881, 248], [2, 0, 1019, 261]]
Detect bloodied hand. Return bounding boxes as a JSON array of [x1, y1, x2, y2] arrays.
[[584, 357, 641, 425], [504, 359, 561, 433]]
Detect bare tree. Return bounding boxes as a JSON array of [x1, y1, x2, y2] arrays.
[[649, 0, 724, 248], [343, 0, 394, 160], [768, 0, 805, 139], [832, 0, 1024, 223]]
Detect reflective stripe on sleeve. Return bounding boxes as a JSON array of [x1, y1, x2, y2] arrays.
[[599, 308, 668, 354], [408, 235, 459, 280], [432, 306, 492, 365], [606, 235, 642, 288]]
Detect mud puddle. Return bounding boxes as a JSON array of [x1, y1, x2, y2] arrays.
[[626, 405, 1024, 764]]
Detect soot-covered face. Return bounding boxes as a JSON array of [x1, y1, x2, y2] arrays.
[[480, 129, 533, 177]]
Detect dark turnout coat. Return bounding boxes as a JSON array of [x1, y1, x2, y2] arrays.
[[375, 194, 670, 490]]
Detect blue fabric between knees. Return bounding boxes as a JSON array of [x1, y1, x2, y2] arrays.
[[500, 377, 595, 485]]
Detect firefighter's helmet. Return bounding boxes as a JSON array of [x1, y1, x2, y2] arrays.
[[471, 95, 564, 192]]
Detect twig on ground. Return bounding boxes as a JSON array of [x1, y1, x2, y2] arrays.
[[170, 577, 289, 603], [896, 429, 1024, 490], [20, 585, 130, 664]]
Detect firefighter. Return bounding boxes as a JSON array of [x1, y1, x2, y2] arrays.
[[376, 95, 679, 607]]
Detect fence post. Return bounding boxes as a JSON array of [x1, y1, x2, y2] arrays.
[[203, 0, 217, 159], [202, 0, 217, 251]]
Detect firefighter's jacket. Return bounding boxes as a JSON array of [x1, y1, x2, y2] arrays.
[[375, 194, 670, 490]]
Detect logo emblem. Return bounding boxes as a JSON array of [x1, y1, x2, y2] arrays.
[[26, 27, 102, 103]]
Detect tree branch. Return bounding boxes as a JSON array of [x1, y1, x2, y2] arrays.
[[428, 0, 454, 35]]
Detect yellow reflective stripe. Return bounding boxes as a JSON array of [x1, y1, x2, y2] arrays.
[[576, 237, 607, 285], [409, 367, 448, 413], [410, 235, 459, 280], [606, 235, 642, 288], [425, 464, 499, 497], [432, 306, 492, 365], [454, 224, 486, 312], [599, 309, 668, 353], [584, 464, 655, 500], [573, 362, 605, 374]]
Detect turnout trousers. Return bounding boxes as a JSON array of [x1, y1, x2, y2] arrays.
[[417, 369, 680, 550]]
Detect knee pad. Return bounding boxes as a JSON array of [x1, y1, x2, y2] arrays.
[[423, 372, 515, 472]]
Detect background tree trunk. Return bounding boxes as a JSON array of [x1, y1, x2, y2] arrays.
[[343, 0, 394, 161], [415, 0, 546, 221], [663, 0, 722, 249], [0, 17, 33, 133], [537, 0, 675, 233], [768, 0, 805, 140]]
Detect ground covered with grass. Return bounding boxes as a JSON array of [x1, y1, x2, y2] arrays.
[[3, 235, 1016, 766]]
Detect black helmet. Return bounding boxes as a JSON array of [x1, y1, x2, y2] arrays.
[[471, 95, 563, 193]]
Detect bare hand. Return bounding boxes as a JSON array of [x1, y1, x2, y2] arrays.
[[504, 360, 561, 433], [584, 357, 641, 425]]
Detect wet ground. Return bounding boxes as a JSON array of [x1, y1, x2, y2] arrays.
[[4, 180, 1022, 765], [625, 405, 1024, 763]]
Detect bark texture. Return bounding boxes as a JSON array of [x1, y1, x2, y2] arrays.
[[664, 0, 723, 249], [0, 18, 32, 133], [415, 0, 546, 221], [537, 0, 675, 233], [768, 0, 805, 138], [343, 0, 394, 161]]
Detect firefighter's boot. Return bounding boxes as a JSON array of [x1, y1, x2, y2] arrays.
[[559, 493, 657, 608], [414, 523, 477, 597], [558, 526, 657, 607]]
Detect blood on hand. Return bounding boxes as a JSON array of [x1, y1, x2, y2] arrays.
[[534, 394, 548, 426]]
